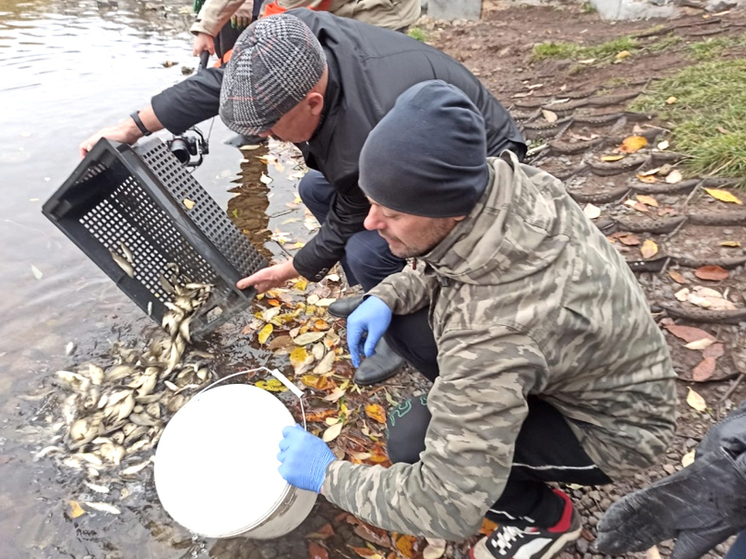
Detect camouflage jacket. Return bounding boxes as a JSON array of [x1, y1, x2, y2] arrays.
[[321, 152, 677, 539]]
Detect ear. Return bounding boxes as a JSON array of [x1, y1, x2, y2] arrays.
[[307, 92, 324, 117]]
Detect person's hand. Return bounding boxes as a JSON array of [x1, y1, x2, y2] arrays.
[[277, 424, 336, 493], [597, 401, 746, 559], [230, 1, 254, 28], [79, 122, 140, 158], [192, 32, 215, 57], [346, 296, 392, 368], [236, 260, 298, 293]]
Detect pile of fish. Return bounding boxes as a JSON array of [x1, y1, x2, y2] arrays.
[[37, 267, 216, 492]]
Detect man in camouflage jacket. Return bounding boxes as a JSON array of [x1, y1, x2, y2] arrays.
[[276, 81, 676, 559]]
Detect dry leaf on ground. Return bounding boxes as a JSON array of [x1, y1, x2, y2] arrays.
[[694, 265, 729, 281], [69, 500, 86, 518], [703, 343, 725, 360], [349, 548, 384, 559], [423, 539, 447, 559], [624, 199, 649, 213], [657, 140, 669, 150], [583, 203, 601, 219], [308, 541, 330, 559], [665, 170, 683, 184], [257, 323, 273, 345], [542, 109, 558, 123], [480, 518, 499, 536], [601, 154, 625, 162], [668, 270, 687, 284], [704, 188, 743, 205], [640, 239, 658, 259], [395, 535, 418, 559], [686, 387, 707, 412], [666, 96, 677, 104], [720, 240, 741, 247], [620, 135, 648, 153], [365, 403, 387, 424], [294, 332, 327, 345], [684, 338, 715, 351], [636, 195, 659, 207], [665, 324, 716, 343], [353, 524, 391, 547], [681, 449, 696, 468], [322, 421, 343, 442], [692, 357, 717, 382], [617, 233, 641, 246]]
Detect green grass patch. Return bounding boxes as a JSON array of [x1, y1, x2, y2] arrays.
[[631, 59, 746, 182], [687, 33, 746, 60], [531, 36, 639, 61], [407, 27, 427, 42], [647, 33, 683, 53]]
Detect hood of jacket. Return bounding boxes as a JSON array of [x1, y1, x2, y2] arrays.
[[423, 151, 572, 285]]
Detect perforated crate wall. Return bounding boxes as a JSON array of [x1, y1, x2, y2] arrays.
[[43, 138, 267, 338]]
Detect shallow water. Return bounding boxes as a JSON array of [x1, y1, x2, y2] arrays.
[[0, 2, 310, 556]]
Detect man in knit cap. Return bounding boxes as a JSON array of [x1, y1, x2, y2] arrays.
[[79, 10, 525, 386], [274, 80, 676, 559]]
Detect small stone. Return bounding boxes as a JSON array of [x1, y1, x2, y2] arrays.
[[576, 538, 589, 554], [723, 229, 734, 235], [663, 464, 677, 475]]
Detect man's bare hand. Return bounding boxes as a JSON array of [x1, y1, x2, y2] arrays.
[[193, 33, 215, 57], [236, 260, 299, 293], [78, 106, 163, 158]]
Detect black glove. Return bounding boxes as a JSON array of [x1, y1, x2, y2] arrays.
[[596, 401, 746, 559]]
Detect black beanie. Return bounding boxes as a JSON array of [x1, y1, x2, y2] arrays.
[[359, 80, 489, 218]]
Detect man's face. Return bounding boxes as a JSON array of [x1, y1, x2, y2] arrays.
[[364, 200, 462, 259], [258, 94, 323, 143]]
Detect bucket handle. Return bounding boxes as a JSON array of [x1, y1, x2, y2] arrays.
[[195, 367, 307, 431]]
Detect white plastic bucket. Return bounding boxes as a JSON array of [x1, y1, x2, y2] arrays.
[[154, 380, 317, 539]]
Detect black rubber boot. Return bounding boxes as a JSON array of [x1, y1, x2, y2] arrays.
[[354, 337, 404, 386], [328, 294, 365, 318]]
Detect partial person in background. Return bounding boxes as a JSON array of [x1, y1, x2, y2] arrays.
[[597, 399, 746, 559], [191, 0, 420, 65], [191, 0, 259, 64]]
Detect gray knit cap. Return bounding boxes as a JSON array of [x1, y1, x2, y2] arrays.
[[219, 14, 327, 136], [359, 80, 489, 218]]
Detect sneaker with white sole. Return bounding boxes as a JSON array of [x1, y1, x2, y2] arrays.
[[470, 489, 582, 559]]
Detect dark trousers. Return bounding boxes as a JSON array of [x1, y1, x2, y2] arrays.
[[386, 395, 612, 527], [299, 171, 439, 378]]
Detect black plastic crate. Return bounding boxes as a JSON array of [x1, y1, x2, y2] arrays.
[[43, 138, 267, 338]]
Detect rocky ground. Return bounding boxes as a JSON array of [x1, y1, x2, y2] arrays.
[[221, 4, 746, 559]]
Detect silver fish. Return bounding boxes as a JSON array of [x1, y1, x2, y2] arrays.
[[110, 250, 134, 278]]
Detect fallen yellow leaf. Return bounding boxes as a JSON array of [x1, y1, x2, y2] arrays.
[[686, 387, 707, 412], [69, 500, 86, 518], [615, 50, 631, 60], [293, 279, 308, 291], [636, 174, 657, 184], [720, 240, 741, 247], [620, 135, 648, 154], [601, 154, 625, 162], [183, 198, 195, 210], [666, 96, 677, 104], [255, 378, 287, 392], [257, 323, 273, 345], [365, 403, 387, 424], [640, 239, 658, 259], [636, 195, 659, 207], [290, 347, 311, 369], [704, 188, 743, 205]]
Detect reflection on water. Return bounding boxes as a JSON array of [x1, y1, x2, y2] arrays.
[[0, 1, 314, 557]]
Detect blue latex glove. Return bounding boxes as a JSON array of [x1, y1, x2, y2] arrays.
[[277, 424, 336, 493], [346, 296, 392, 367]]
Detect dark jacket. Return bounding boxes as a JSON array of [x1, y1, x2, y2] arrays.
[[151, 10, 526, 281]]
